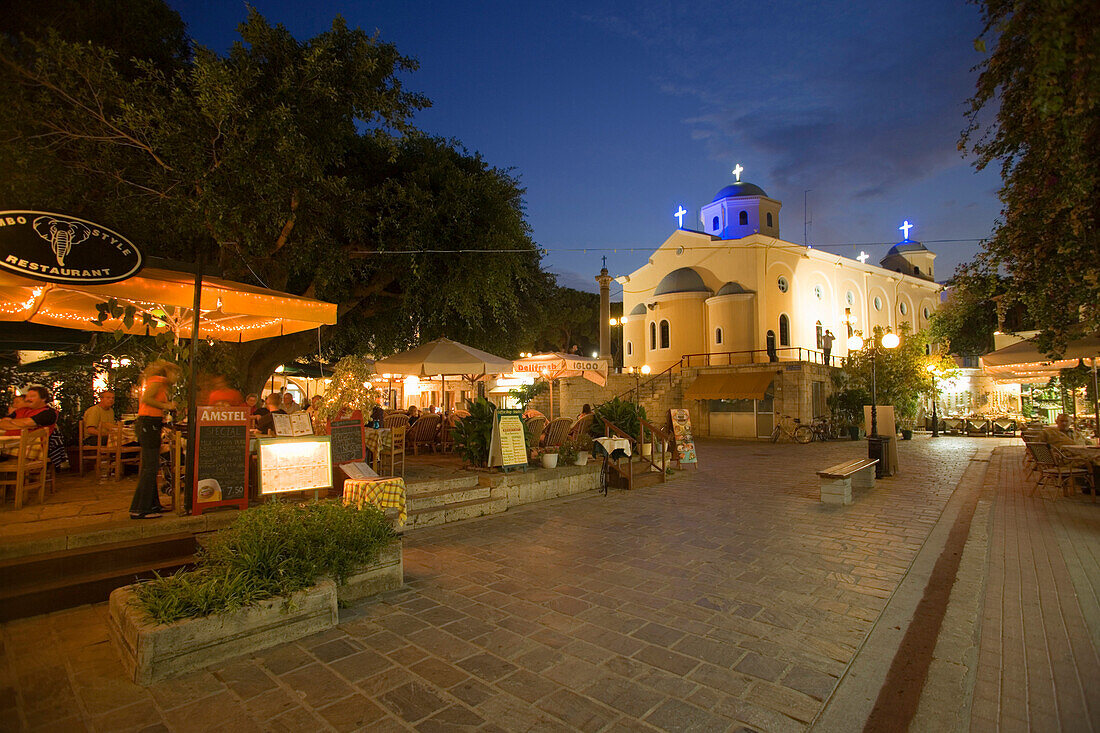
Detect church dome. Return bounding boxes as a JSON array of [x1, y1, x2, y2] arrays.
[[886, 241, 929, 257], [654, 267, 710, 296], [712, 181, 768, 201], [629, 303, 647, 316], [716, 281, 749, 296]]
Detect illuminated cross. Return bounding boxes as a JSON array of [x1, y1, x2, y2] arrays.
[[857, 251, 869, 264], [731, 163, 744, 182], [674, 206, 687, 227], [899, 220, 913, 240], [602, 255, 607, 269]]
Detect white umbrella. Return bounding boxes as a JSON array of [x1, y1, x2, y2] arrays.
[[375, 338, 514, 411]]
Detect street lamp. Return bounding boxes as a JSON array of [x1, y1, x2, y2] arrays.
[[926, 364, 940, 438], [848, 329, 900, 470], [609, 317, 623, 371]]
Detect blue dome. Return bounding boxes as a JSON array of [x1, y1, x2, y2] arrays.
[[886, 241, 929, 257], [716, 281, 749, 296], [629, 303, 647, 316], [654, 267, 710, 296], [712, 181, 768, 201]]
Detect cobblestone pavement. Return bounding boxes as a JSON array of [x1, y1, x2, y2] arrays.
[[969, 447, 1100, 731], [3, 436, 990, 732]]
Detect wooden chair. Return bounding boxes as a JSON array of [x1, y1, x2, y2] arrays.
[[1028, 442, 1093, 498], [381, 425, 406, 477], [407, 414, 442, 455], [383, 413, 410, 430], [566, 414, 593, 444], [440, 414, 461, 453], [543, 417, 573, 448], [0, 428, 49, 510], [525, 416, 547, 443], [77, 422, 102, 476], [99, 425, 141, 482]]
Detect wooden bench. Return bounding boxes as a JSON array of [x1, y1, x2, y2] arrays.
[[817, 458, 878, 505]]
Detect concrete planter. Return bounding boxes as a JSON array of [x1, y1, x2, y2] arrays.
[[109, 580, 338, 686], [335, 539, 404, 605]]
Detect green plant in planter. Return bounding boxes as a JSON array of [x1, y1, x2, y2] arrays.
[[557, 439, 579, 465], [508, 381, 548, 411], [452, 397, 495, 467], [590, 397, 647, 440]]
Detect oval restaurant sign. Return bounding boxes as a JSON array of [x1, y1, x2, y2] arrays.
[[0, 210, 143, 284]]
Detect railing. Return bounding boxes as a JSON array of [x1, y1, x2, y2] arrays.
[[596, 415, 670, 489], [638, 417, 669, 481]]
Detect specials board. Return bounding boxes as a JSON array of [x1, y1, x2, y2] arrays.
[[192, 405, 250, 515], [488, 408, 528, 471], [329, 418, 365, 465], [667, 408, 698, 466]]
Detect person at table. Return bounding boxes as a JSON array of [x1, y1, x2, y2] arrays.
[[281, 392, 300, 414], [523, 407, 544, 420], [82, 390, 117, 445], [255, 394, 286, 436], [1042, 413, 1088, 448], [1, 386, 58, 434], [201, 374, 244, 407], [369, 405, 385, 429], [578, 403, 593, 419], [245, 393, 263, 415], [306, 395, 323, 421], [129, 361, 180, 519], [407, 405, 421, 425]]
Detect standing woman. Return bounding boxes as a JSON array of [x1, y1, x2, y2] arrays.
[[130, 360, 180, 519]]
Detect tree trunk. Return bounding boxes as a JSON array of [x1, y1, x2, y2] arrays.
[[237, 329, 323, 396]]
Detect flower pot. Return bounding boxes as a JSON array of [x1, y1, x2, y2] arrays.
[[540, 453, 558, 469], [848, 426, 861, 441], [574, 453, 588, 466], [641, 444, 652, 458], [901, 429, 913, 440]]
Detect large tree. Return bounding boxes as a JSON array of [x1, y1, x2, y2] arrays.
[[929, 263, 1034, 356], [0, 8, 551, 391], [960, 0, 1100, 354]]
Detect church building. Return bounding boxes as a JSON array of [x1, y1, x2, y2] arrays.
[[616, 170, 943, 438]]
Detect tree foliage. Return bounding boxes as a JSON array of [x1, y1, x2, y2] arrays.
[[929, 263, 1033, 355], [0, 7, 552, 392], [961, 0, 1100, 353]]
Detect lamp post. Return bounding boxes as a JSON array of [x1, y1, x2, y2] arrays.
[[609, 317, 622, 371], [927, 364, 939, 438], [848, 329, 899, 469]]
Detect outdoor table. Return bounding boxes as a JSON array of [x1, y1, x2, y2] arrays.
[[363, 427, 392, 471], [943, 417, 963, 435], [0, 434, 21, 457], [343, 476, 406, 525], [594, 437, 631, 459]]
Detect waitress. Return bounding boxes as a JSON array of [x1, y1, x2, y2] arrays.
[[129, 360, 180, 519]]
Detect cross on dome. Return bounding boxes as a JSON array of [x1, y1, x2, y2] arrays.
[[731, 163, 744, 182], [899, 220, 913, 240], [674, 206, 687, 228], [857, 251, 869, 264]]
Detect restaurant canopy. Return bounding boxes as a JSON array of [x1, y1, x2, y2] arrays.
[[980, 336, 1100, 383], [374, 338, 513, 378], [0, 267, 337, 342], [511, 353, 607, 386]]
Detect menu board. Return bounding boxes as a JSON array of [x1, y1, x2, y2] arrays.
[[330, 418, 365, 464], [193, 406, 250, 515], [668, 408, 698, 466], [257, 436, 333, 495], [489, 409, 528, 470]]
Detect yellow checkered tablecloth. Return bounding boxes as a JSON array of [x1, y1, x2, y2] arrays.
[[363, 428, 392, 469], [342, 477, 406, 526]]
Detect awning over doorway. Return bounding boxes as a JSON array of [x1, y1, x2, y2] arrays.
[[685, 371, 775, 400]]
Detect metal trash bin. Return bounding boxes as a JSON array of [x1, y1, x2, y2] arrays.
[[867, 435, 893, 478]]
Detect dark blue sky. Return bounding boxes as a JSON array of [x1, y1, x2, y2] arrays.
[[169, 0, 1001, 297]]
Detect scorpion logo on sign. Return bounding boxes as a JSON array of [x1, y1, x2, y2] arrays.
[[32, 216, 91, 267]]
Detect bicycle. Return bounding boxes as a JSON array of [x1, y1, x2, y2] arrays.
[[809, 416, 837, 442], [770, 415, 814, 444]]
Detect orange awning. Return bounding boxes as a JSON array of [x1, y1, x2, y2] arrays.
[[0, 267, 337, 342], [685, 371, 775, 400]]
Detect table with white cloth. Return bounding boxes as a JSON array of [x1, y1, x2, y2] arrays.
[[342, 476, 406, 526], [593, 437, 632, 459]]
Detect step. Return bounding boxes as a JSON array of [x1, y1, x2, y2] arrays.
[[407, 495, 495, 529], [407, 486, 491, 512]]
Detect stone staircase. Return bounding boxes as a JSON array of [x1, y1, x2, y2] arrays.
[[405, 475, 496, 528]]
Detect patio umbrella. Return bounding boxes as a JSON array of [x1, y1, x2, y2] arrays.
[[374, 338, 514, 411], [511, 353, 608, 419]]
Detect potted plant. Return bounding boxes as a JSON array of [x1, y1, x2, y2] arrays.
[[538, 447, 558, 469], [452, 397, 495, 467], [591, 397, 647, 443], [569, 434, 592, 465], [557, 439, 578, 466]]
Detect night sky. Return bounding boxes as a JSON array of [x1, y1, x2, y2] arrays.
[[169, 0, 1002, 298]]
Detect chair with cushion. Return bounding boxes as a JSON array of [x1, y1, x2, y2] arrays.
[[383, 413, 410, 430], [0, 428, 49, 510], [407, 414, 442, 455], [381, 425, 406, 477], [543, 417, 573, 449]]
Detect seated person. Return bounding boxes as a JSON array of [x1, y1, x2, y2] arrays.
[[523, 407, 545, 420], [245, 393, 261, 415], [254, 394, 286, 436], [83, 390, 117, 445], [407, 405, 421, 425], [578, 403, 593, 419], [1041, 413, 1087, 448], [369, 405, 385, 428], [281, 392, 300, 414], [1, 386, 58, 436]]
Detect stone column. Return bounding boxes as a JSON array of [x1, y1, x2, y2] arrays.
[[596, 267, 613, 360]]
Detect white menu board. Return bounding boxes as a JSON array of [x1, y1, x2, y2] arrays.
[[257, 436, 333, 495]]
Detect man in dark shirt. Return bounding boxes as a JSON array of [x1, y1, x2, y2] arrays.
[[1, 386, 58, 435], [254, 394, 286, 435]]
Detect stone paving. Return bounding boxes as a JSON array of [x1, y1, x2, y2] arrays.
[[1, 436, 1004, 731]]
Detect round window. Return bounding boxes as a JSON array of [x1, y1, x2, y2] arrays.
[[846, 290, 855, 306], [899, 302, 908, 315], [873, 296, 882, 311], [923, 306, 931, 320], [814, 284, 823, 300], [777, 276, 789, 293]]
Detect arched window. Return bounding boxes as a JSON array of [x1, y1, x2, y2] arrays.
[[739, 210, 748, 225], [815, 321, 823, 349], [712, 215, 720, 231], [766, 212, 773, 227], [715, 328, 723, 345], [627, 341, 633, 356], [659, 320, 670, 349], [649, 322, 657, 350], [779, 314, 790, 347]]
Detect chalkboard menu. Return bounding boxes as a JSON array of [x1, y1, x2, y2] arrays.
[[330, 418, 365, 465], [193, 406, 250, 515]]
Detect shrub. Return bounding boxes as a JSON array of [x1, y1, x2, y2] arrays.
[[556, 439, 578, 465], [452, 397, 495, 467], [134, 500, 396, 624], [591, 397, 647, 440]]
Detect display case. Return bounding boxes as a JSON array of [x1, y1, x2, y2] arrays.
[[256, 435, 333, 496]]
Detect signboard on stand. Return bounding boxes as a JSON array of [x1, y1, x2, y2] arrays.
[[667, 408, 698, 466], [489, 408, 528, 471], [329, 418, 366, 465], [192, 406, 250, 515], [257, 436, 333, 497]]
